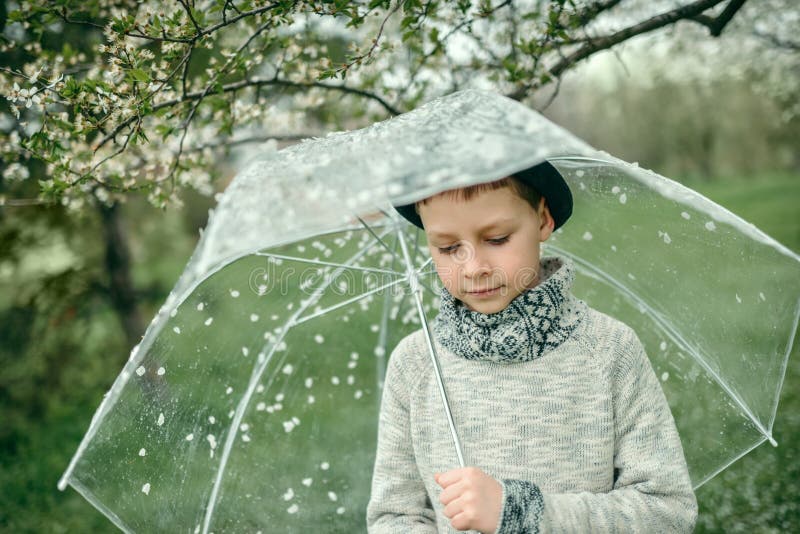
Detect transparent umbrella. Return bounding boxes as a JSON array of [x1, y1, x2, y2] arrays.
[[58, 90, 800, 532]]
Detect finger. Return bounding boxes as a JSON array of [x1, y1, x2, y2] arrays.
[[436, 467, 467, 488], [450, 510, 475, 531], [439, 479, 466, 506], [442, 495, 464, 520]]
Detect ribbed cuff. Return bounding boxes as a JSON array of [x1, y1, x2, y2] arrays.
[[495, 479, 544, 534]]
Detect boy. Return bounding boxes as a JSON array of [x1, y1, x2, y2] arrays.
[[366, 161, 697, 533]]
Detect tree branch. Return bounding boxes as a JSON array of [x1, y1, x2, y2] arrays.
[[690, 0, 747, 37], [507, 0, 732, 101]]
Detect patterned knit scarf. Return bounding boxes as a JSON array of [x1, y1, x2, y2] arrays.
[[433, 255, 587, 363]]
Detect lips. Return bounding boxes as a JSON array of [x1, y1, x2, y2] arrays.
[[467, 287, 501, 295]]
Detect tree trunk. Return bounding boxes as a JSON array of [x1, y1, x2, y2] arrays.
[[97, 202, 144, 351]]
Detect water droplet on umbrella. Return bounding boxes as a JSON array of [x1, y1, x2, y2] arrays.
[[619, 193, 627, 204], [241, 434, 251, 442], [320, 461, 330, 470], [736, 293, 742, 303], [208, 416, 216, 424], [230, 289, 240, 298], [759, 292, 766, 301], [328, 491, 338, 501], [354, 390, 363, 399], [157, 413, 165, 426], [576, 170, 584, 177], [186, 433, 194, 441], [307, 395, 315, 404], [287, 504, 299, 514], [205, 317, 214, 326], [157, 367, 165, 376], [582, 232, 592, 241], [331, 376, 340, 385], [139, 448, 146, 456], [283, 488, 294, 501], [250, 313, 259, 322], [256, 384, 265, 393], [627, 273, 636, 280], [681, 211, 691, 220], [659, 341, 667, 351], [256, 402, 266, 411], [374, 346, 385, 357], [226, 386, 233, 395], [136, 366, 146, 376], [240, 423, 250, 432], [282, 364, 294, 375], [173, 326, 181, 334], [314, 334, 324, 344], [610, 245, 617, 252], [197, 302, 204, 311], [302, 478, 313, 487], [661, 372, 669, 381], [142, 483, 151, 495], [283, 420, 296, 432], [705, 221, 716, 231], [611, 186, 620, 194]]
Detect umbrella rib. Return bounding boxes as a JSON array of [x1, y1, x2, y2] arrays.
[[357, 215, 405, 263], [293, 277, 408, 326], [253, 252, 405, 276], [551, 245, 778, 446], [201, 227, 395, 534]]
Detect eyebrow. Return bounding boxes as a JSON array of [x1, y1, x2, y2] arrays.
[[427, 218, 515, 240]]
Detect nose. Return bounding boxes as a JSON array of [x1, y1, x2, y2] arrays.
[[457, 243, 491, 279]]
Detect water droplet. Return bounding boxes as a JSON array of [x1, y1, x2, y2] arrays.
[[619, 193, 627, 204], [157, 367, 165, 376], [735, 293, 742, 304], [283, 420, 296, 432], [350, 352, 359, 360], [256, 402, 266, 411], [230, 289, 240, 298], [205, 317, 214, 326], [582, 231, 593, 241], [610, 245, 617, 252], [241, 347, 249, 357], [208, 416, 216, 424], [759, 292, 766, 301], [370, 324, 379, 332], [331, 376, 340, 385], [136, 366, 146, 376], [307, 395, 315, 404], [197, 302, 205, 311], [173, 326, 181, 334], [256, 384, 265, 393], [240, 423, 250, 432], [681, 211, 691, 220], [226, 386, 233, 395], [336, 507, 345, 515], [142, 483, 151, 495], [282, 364, 294, 375], [354, 390, 363, 399], [374, 346, 385, 357], [314, 334, 324, 344], [157, 413, 165, 426], [348, 361, 357, 369], [283, 488, 294, 501], [661, 372, 669, 382], [328, 491, 338, 501], [659, 341, 667, 351], [576, 170, 584, 178], [139, 448, 146, 457], [320, 461, 330, 470], [302, 477, 313, 487], [287, 504, 299, 514], [186, 433, 194, 441], [207, 434, 217, 449], [627, 273, 636, 280], [705, 221, 716, 231], [250, 313, 259, 322]]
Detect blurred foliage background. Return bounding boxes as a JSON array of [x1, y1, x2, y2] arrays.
[[1, 1, 798, 532]]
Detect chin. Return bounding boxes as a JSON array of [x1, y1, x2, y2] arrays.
[[463, 299, 510, 315]]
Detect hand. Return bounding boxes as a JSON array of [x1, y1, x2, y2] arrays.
[[434, 467, 503, 533]]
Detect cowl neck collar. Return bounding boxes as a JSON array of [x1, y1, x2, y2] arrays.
[[433, 255, 587, 363]]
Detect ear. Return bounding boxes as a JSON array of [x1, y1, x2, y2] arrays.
[[538, 198, 555, 241]]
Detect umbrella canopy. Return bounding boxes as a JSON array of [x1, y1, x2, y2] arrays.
[[58, 90, 800, 532]]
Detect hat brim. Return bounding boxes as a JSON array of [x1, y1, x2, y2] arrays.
[[394, 160, 573, 230]]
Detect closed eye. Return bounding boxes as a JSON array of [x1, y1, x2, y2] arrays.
[[488, 236, 509, 245], [437, 244, 459, 255]]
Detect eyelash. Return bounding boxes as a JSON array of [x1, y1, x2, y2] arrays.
[[437, 236, 510, 255]]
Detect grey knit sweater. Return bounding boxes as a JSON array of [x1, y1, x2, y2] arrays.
[[366, 256, 697, 533]]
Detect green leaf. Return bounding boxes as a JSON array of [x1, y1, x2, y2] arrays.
[[130, 69, 150, 83]]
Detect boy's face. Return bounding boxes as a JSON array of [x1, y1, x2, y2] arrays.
[[418, 185, 555, 314]]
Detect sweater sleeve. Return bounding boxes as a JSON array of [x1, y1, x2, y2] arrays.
[[367, 335, 437, 533], [494, 327, 697, 534]]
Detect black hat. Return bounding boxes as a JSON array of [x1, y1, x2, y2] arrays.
[[394, 160, 573, 230]]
